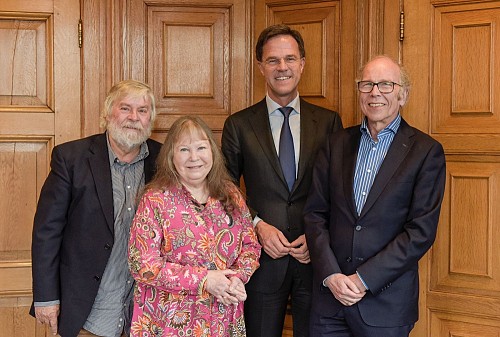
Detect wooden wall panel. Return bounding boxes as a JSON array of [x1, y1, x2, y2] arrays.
[[253, 1, 341, 112], [149, 9, 228, 112], [0, 297, 40, 337], [431, 160, 500, 296], [0, 14, 52, 110], [0, 139, 51, 297], [0, 0, 80, 336], [429, 311, 500, 336], [117, 0, 250, 143], [432, 5, 500, 138]]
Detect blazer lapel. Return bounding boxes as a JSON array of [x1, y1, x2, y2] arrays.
[[295, 100, 313, 187], [359, 119, 415, 218], [343, 127, 361, 217], [88, 134, 114, 233], [248, 99, 287, 187]]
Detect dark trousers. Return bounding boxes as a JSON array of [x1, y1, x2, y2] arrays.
[[245, 258, 311, 337], [310, 304, 414, 337]]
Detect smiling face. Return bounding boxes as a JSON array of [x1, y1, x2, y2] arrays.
[[257, 34, 305, 106], [106, 94, 152, 152], [172, 130, 213, 189], [359, 57, 408, 136]]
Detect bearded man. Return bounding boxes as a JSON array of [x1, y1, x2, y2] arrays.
[[30, 80, 162, 337]]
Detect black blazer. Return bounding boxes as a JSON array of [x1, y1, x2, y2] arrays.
[[30, 133, 161, 337], [222, 98, 343, 293], [304, 119, 446, 327]]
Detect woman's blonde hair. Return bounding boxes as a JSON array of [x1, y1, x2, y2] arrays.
[[146, 115, 241, 213]]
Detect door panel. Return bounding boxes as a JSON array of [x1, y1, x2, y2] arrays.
[[403, 0, 500, 336], [253, 0, 359, 126], [109, 0, 250, 143], [0, 0, 81, 336]]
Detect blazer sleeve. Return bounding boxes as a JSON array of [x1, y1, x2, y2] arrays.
[[303, 136, 342, 283], [31, 146, 72, 302], [221, 115, 243, 184]]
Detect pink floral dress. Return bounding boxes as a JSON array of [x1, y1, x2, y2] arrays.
[[128, 184, 261, 337]]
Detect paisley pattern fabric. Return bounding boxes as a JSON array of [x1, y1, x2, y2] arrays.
[[128, 184, 261, 337]]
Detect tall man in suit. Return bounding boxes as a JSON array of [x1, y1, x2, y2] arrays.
[[304, 55, 446, 337], [31, 80, 162, 337], [222, 24, 343, 337]]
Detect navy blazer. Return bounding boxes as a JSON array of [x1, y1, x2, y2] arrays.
[[304, 118, 446, 327], [30, 133, 161, 337], [222, 98, 343, 293]]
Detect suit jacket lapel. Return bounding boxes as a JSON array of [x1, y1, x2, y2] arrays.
[[296, 99, 318, 190], [344, 127, 361, 217], [359, 119, 415, 218], [248, 99, 287, 186], [88, 134, 114, 233], [144, 139, 157, 183]]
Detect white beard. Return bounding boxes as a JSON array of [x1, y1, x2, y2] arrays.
[[107, 118, 152, 152]]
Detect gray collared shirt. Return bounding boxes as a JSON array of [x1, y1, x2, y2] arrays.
[[83, 137, 148, 337]]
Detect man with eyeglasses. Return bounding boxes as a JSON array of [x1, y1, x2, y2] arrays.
[[222, 24, 343, 337], [303, 55, 446, 336]]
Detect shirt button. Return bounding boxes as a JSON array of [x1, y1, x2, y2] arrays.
[[127, 207, 132, 211], [366, 169, 371, 173], [361, 192, 366, 196], [127, 185, 131, 189]]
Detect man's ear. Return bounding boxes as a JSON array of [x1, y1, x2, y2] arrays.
[[399, 88, 409, 107]]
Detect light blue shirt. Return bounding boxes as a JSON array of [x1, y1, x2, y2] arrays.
[[353, 114, 401, 215], [265, 94, 301, 172]]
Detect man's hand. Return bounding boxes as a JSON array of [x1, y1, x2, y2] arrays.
[[289, 234, 310, 264], [35, 305, 60, 336], [255, 220, 291, 259], [227, 276, 247, 302], [325, 273, 366, 306]]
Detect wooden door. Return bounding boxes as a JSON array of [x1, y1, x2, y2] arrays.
[[0, 0, 81, 336], [83, 0, 251, 142], [401, 0, 500, 336], [253, 0, 359, 127]]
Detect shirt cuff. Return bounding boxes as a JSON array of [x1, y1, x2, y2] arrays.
[[356, 271, 369, 290], [322, 274, 335, 286], [253, 215, 262, 227], [34, 300, 60, 307]]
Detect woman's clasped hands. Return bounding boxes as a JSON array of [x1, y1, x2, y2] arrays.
[[205, 269, 247, 306]]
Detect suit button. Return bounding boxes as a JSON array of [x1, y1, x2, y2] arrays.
[[355, 225, 362, 231], [287, 202, 292, 206], [104, 243, 112, 250], [346, 257, 352, 262], [287, 226, 291, 231], [356, 257, 364, 261], [94, 275, 101, 281]]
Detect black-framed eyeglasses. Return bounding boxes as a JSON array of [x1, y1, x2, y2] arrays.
[[357, 81, 402, 94]]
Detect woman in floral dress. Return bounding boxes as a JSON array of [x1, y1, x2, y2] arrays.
[[128, 115, 261, 337]]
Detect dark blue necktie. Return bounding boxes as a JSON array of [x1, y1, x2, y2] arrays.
[[278, 107, 296, 191]]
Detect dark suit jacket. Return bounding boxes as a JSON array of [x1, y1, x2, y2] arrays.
[[30, 133, 161, 337], [303, 118, 446, 327], [221, 98, 343, 293]]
